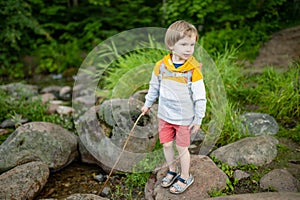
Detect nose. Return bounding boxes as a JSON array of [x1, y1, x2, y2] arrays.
[[187, 45, 193, 52]]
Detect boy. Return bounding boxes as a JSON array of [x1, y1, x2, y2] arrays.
[[141, 20, 206, 194]]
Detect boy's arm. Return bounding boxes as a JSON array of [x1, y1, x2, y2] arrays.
[[144, 70, 160, 108], [191, 79, 206, 125]]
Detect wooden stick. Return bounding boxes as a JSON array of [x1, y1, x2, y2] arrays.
[[98, 112, 144, 196]]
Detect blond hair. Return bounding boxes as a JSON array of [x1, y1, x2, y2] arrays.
[[165, 20, 198, 49]]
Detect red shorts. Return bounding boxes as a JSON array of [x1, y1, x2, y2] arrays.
[[158, 119, 191, 147]]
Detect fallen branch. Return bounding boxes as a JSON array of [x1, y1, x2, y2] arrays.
[[97, 112, 144, 196]]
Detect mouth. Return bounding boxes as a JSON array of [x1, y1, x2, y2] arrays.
[[183, 54, 191, 58]]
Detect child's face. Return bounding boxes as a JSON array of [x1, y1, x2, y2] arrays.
[[169, 34, 196, 63]]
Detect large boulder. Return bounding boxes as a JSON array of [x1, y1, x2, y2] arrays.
[[0, 161, 49, 200], [0, 122, 78, 173], [240, 112, 279, 136], [211, 135, 279, 166], [145, 155, 227, 200], [77, 98, 159, 173], [260, 169, 300, 192]]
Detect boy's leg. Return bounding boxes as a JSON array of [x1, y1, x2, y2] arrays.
[[169, 145, 190, 192], [161, 141, 177, 187], [163, 141, 176, 172], [176, 145, 190, 179], [170, 124, 191, 192], [159, 119, 176, 172]]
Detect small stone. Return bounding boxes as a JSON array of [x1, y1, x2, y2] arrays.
[[233, 170, 250, 181], [100, 186, 110, 197], [93, 173, 106, 182], [0, 129, 9, 136], [50, 100, 65, 105], [56, 106, 75, 115]]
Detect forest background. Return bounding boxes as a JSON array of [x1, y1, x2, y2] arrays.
[[1, 0, 300, 79]]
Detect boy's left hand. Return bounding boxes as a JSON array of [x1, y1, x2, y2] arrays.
[[189, 124, 200, 134]]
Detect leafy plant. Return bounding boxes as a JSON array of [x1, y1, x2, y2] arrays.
[[259, 65, 299, 119]]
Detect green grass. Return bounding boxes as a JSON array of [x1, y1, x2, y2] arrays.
[[0, 89, 75, 145]]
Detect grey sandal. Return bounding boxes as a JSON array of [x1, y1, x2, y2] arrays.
[[161, 170, 180, 188], [170, 174, 194, 194]]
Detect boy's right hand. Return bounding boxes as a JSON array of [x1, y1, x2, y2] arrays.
[[141, 106, 150, 115]]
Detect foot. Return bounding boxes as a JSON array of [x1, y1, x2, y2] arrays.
[[161, 169, 180, 188], [170, 174, 194, 194]]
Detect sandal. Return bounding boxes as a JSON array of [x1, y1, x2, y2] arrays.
[[161, 170, 180, 188], [170, 174, 194, 194]]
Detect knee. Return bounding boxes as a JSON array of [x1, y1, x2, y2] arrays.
[[176, 145, 188, 154]]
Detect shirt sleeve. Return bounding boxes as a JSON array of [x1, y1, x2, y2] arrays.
[[144, 71, 160, 108], [191, 79, 206, 125]]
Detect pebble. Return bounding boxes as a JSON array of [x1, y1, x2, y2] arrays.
[[93, 173, 106, 182], [100, 186, 110, 197]]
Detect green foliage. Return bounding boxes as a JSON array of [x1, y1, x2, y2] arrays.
[[208, 189, 227, 197], [241, 64, 300, 120], [0, 0, 48, 78], [215, 103, 246, 147], [258, 65, 299, 119], [0, 89, 74, 136], [1, 0, 299, 78], [201, 46, 248, 146], [277, 123, 300, 143], [202, 24, 271, 60], [211, 156, 260, 196], [0, 90, 46, 122], [98, 38, 168, 94], [34, 39, 82, 73], [165, 0, 299, 60]]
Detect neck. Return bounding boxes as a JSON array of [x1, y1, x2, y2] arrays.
[[171, 54, 185, 63]]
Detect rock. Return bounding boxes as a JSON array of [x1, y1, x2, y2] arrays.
[[0, 82, 38, 98], [50, 100, 67, 105], [240, 112, 279, 136], [41, 85, 62, 94], [47, 103, 59, 114], [0, 128, 9, 136], [233, 170, 250, 181], [191, 129, 205, 142], [0, 161, 49, 200], [93, 173, 106, 182], [56, 105, 75, 115], [65, 193, 109, 200], [0, 117, 29, 128], [77, 98, 159, 173], [72, 84, 93, 98], [40, 93, 56, 103], [73, 95, 96, 107], [211, 135, 279, 166], [131, 89, 149, 102], [59, 86, 72, 100], [145, 155, 227, 200], [204, 192, 300, 200], [0, 122, 78, 173], [260, 168, 300, 192], [100, 186, 110, 198]]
